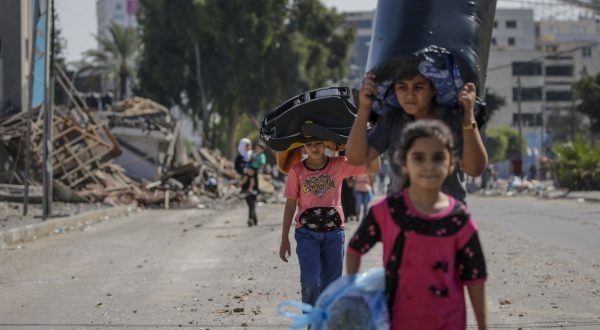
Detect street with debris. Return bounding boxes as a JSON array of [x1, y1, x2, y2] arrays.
[[1, 195, 599, 329]]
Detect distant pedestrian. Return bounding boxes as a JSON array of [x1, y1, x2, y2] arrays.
[[341, 177, 357, 222], [346, 120, 488, 330], [279, 141, 379, 308], [250, 141, 267, 173], [354, 173, 374, 220], [234, 138, 252, 176], [377, 155, 389, 194], [234, 138, 259, 227]]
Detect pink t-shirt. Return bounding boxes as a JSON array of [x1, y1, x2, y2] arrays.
[[284, 156, 366, 228], [354, 173, 372, 192]]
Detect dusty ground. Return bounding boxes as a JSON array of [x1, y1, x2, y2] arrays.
[[0, 195, 599, 329]]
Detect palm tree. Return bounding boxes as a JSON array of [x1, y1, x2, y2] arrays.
[[81, 24, 141, 100]]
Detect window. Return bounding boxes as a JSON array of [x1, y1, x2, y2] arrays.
[[491, 37, 497, 46], [548, 25, 558, 33], [116, 3, 122, 10], [494, 20, 498, 28], [513, 113, 542, 127], [546, 90, 572, 101], [354, 20, 373, 30], [512, 62, 542, 76], [582, 47, 592, 58], [513, 87, 543, 101], [506, 20, 517, 28], [508, 37, 515, 46], [545, 65, 573, 77], [570, 26, 584, 34]]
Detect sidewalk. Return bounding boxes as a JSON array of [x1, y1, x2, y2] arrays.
[[0, 204, 136, 249], [540, 189, 600, 202], [475, 179, 600, 203]]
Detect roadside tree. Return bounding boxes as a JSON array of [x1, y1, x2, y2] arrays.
[[137, 0, 354, 157], [80, 24, 141, 101]]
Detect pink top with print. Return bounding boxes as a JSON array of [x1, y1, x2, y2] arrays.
[[284, 156, 366, 228], [348, 189, 487, 330]]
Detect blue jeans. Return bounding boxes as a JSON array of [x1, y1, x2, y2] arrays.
[[294, 227, 345, 306], [355, 191, 372, 220]]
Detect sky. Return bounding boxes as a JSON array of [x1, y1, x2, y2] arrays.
[[55, 0, 378, 63]]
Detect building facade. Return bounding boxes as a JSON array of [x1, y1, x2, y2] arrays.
[[0, 1, 37, 118], [344, 10, 375, 89], [96, 0, 140, 38], [487, 10, 600, 141]]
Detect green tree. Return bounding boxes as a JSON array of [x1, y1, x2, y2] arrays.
[[51, 5, 68, 104], [483, 128, 508, 163], [485, 127, 526, 161], [137, 0, 354, 157], [573, 72, 600, 145], [484, 88, 506, 122], [81, 24, 141, 100]]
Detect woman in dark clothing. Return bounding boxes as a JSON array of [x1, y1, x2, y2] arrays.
[[341, 177, 358, 221], [234, 138, 258, 226]]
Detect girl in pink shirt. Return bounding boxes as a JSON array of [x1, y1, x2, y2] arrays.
[[346, 120, 488, 330], [279, 141, 378, 307]]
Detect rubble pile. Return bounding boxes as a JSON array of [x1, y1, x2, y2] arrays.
[[0, 92, 271, 209]]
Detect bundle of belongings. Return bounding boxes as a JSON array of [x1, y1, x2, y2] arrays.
[[365, 0, 497, 126], [278, 268, 389, 330], [260, 87, 362, 174]]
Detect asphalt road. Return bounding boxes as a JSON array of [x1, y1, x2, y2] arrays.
[[0, 196, 599, 329]]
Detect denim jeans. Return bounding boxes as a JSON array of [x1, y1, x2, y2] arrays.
[[294, 227, 345, 306], [355, 191, 372, 220]]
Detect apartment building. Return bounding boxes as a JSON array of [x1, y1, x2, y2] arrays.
[[486, 9, 600, 156], [96, 0, 140, 38], [344, 10, 375, 88]]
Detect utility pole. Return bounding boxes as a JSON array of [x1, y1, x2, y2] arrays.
[[42, 0, 55, 219], [570, 90, 576, 141], [516, 76, 523, 161], [512, 75, 524, 179], [24, 1, 41, 216]]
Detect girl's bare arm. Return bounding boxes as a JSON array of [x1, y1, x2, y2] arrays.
[[347, 73, 381, 166], [345, 252, 362, 274], [467, 283, 488, 330], [279, 198, 297, 262], [459, 82, 488, 176]]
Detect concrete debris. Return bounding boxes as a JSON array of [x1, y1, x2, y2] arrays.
[[0, 92, 274, 209]]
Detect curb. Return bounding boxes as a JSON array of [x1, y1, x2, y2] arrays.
[[0, 204, 136, 249]]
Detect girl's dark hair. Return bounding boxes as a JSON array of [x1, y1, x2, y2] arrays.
[[392, 120, 456, 189], [372, 55, 421, 82]]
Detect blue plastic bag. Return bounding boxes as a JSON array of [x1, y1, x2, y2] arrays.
[[278, 267, 389, 330]]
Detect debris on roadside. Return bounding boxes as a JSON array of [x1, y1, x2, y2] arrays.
[[0, 67, 277, 210]]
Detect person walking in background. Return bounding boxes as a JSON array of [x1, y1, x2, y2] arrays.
[[234, 138, 252, 176], [354, 173, 374, 220], [234, 138, 260, 227], [346, 120, 488, 330], [341, 177, 358, 222], [279, 141, 379, 309], [250, 141, 267, 173], [377, 155, 389, 194]]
